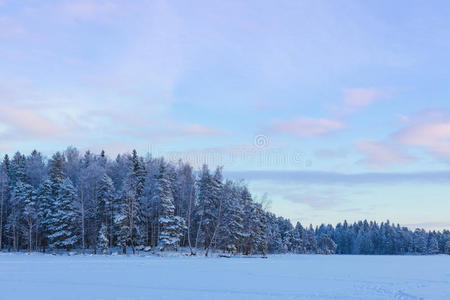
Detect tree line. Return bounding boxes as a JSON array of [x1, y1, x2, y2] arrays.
[[0, 148, 449, 255]]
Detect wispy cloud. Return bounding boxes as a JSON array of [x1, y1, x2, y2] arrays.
[[269, 118, 345, 138], [225, 170, 450, 185], [355, 140, 414, 169], [342, 88, 390, 107], [394, 109, 450, 159], [0, 106, 60, 138], [0, 75, 225, 153], [328, 87, 392, 117], [282, 191, 339, 210], [403, 222, 450, 231], [351, 108, 450, 167], [315, 147, 348, 159]]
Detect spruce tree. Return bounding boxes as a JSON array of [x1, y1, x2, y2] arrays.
[[7, 182, 25, 251], [38, 180, 53, 252], [0, 160, 8, 251], [156, 165, 185, 251], [218, 181, 245, 254], [48, 179, 78, 251], [97, 174, 116, 250], [20, 182, 37, 253], [116, 179, 143, 254]]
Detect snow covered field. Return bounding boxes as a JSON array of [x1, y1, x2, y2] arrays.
[[0, 253, 449, 300]]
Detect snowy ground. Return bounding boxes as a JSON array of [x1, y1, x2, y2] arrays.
[[0, 253, 449, 300]]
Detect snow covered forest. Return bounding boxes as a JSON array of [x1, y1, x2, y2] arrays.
[[0, 148, 449, 255]]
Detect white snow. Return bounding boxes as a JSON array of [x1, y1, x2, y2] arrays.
[[0, 253, 449, 299]]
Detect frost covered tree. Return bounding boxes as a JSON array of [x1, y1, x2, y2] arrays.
[[428, 235, 439, 254], [241, 187, 255, 255], [250, 202, 267, 254], [25, 150, 45, 189], [174, 162, 196, 254], [116, 150, 147, 254], [97, 174, 116, 251], [413, 229, 427, 254], [156, 164, 185, 251], [48, 152, 65, 193], [9, 152, 27, 188], [116, 179, 143, 254], [7, 186, 23, 251], [0, 159, 8, 251], [0, 148, 448, 255], [195, 166, 224, 255], [77, 151, 105, 253], [37, 180, 53, 252], [318, 234, 337, 254], [19, 182, 37, 253], [445, 240, 450, 255], [48, 179, 78, 251], [217, 181, 244, 254], [97, 223, 109, 253]]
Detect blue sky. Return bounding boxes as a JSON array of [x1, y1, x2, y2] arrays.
[[1, 0, 450, 229]]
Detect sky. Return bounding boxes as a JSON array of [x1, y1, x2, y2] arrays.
[[1, 0, 450, 230]]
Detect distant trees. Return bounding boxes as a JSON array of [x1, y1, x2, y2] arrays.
[[265, 217, 450, 255], [0, 148, 448, 256]]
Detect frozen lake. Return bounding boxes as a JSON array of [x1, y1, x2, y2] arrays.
[[0, 253, 449, 299]]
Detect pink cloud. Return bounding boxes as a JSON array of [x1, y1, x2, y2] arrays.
[[355, 140, 414, 169], [396, 121, 450, 158], [342, 88, 389, 107], [270, 118, 345, 137], [328, 87, 392, 117], [0, 106, 60, 138]]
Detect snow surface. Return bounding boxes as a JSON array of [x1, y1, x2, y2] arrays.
[[0, 253, 449, 299]]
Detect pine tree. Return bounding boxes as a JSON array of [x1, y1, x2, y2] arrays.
[[21, 182, 37, 253], [428, 235, 439, 254], [318, 234, 337, 254], [77, 153, 106, 253], [413, 229, 427, 254], [7, 183, 25, 251], [115, 151, 147, 254], [249, 202, 267, 254], [97, 223, 109, 253], [194, 164, 212, 249], [0, 159, 8, 251], [25, 150, 45, 189], [173, 162, 196, 254], [218, 181, 245, 254], [156, 165, 185, 251], [97, 174, 116, 251], [48, 179, 78, 251], [204, 167, 224, 255], [9, 152, 27, 188], [116, 180, 142, 254], [130, 150, 146, 200], [48, 152, 65, 194], [445, 240, 450, 255], [241, 186, 254, 255], [38, 180, 53, 252], [290, 222, 304, 253]]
